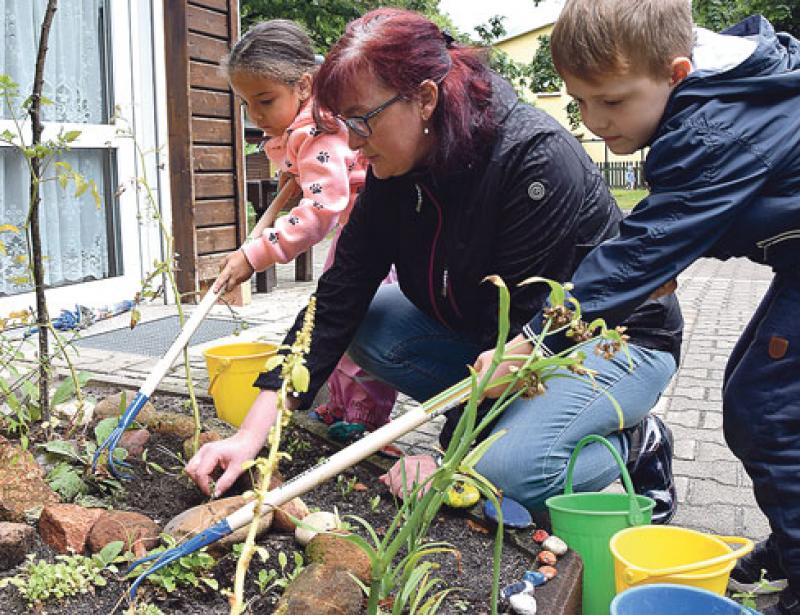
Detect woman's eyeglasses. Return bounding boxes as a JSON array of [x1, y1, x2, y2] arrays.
[[338, 93, 405, 138]]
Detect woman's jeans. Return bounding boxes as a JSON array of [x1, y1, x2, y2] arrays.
[[348, 284, 677, 510]]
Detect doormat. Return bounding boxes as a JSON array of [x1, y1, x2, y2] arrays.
[[73, 316, 251, 358]]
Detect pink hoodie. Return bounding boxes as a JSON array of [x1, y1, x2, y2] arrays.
[[241, 99, 366, 271]]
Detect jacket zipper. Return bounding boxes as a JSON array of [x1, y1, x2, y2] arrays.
[[756, 229, 800, 260], [419, 183, 448, 327]]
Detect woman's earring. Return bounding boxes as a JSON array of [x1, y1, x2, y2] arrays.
[[423, 126, 430, 135]]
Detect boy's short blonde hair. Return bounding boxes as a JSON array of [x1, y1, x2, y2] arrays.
[[551, 0, 694, 80]]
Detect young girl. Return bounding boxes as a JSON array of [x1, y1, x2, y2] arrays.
[[215, 20, 396, 433]]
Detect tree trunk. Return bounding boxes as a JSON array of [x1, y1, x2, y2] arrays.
[[28, 0, 59, 420]]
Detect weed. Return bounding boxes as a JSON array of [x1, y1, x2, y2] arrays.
[[254, 551, 306, 593], [129, 535, 218, 593], [336, 474, 359, 498], [0, 540, 123, 606]]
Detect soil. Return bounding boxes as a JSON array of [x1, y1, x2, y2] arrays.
[[0, 389, 546, 614]]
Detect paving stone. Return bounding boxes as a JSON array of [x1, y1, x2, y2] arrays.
[[702, 412, 724, 430], [673, 438, 697, 460], [666, 409, 701, 428]]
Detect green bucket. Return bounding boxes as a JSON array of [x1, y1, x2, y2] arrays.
[[545, 435, 655, 615]]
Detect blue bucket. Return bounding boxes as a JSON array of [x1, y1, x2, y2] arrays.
[[610, 584, 761, 614]]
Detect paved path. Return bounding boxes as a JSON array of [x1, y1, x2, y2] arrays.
[[26, 239, 776, 542]]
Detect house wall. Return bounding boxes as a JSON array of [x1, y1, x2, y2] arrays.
[[163, 0, 246, 302], [497, 26, 644, 166], [0, 0, 169, 317]]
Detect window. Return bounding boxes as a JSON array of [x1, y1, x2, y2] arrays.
[[0, 0, 120, 296]]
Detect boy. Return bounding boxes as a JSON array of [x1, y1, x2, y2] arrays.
[[478, 2, 800, 612]]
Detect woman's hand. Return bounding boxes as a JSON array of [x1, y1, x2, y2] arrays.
[[649, 278, 678, 300], [473, 333, 535, 399], [185, 390, 280, 497], [213, 250, 256, 293], [379, 454, 439, 499]]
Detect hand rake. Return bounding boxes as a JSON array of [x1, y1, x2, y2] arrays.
[[93, 178, 300, 479], [126, 378, 472, 598]]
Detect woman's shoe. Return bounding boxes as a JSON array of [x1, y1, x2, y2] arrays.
[[626, 413, 677, 524]]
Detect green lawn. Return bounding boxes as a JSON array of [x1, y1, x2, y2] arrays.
[[612, 188, 648, 211]]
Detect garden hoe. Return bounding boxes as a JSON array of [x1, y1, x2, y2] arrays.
[[125, 377, 473, 599], [93, 177, 301, 479]]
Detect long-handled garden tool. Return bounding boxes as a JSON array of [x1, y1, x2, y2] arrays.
[[125, 377, 473, 598], [93, 178, 301, 478]]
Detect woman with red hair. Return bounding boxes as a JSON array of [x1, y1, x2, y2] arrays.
[[187, 9, 682, 521]]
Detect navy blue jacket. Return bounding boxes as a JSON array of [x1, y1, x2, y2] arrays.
[[527, 16, 800, 346], [256, 77, 682, 407]]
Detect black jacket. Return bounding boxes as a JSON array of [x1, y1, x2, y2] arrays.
[[256, 77, 683, 407]]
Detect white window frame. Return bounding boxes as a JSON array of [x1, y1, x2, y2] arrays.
[[0, 0, 171, 315]]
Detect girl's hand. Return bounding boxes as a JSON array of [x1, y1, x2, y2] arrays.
[[213, 250, 256, 293], [185, 391, 280, 496], [473, 333, 534, 399]]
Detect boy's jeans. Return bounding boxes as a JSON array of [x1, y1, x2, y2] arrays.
[[348, 284, 677, 510]]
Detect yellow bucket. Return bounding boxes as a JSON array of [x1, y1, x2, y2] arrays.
[[610, 525, 753, 595], [203, 342, 277, 427]]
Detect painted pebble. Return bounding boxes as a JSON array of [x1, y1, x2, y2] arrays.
[[537, 550, 557, 566], [443, 481, 481, 508], [523, 570, 548, 587], [532, 529, 549, 544], [294, 510, 340, 546], [483, 497, 533, 529], [509, 592, 538, 615], [500, 580, 534, 601], [542, 535, 568, 556], [538, 565, 558, 580]]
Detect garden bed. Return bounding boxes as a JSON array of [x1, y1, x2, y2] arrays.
[[0, 388, 581, 614]]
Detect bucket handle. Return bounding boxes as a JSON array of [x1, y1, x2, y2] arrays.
[[564, 434, 644, 526], [622, 534, 755, 586], [207, 358, 232, 397]]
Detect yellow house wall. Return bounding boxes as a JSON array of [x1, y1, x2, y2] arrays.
[[497, 26, 644, 165]]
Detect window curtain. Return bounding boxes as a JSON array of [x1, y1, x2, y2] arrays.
[[0, 0, 111, 296], [1, 0, 106, 123]]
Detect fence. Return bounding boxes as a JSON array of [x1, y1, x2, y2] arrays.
[[596, 161, 644, 190]]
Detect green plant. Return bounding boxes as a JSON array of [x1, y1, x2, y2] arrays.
[[230, 296, 316, 614], [40, 416, 127, 501], [731, 569, 781, 609], [337, 276, 628, 614], [284, 433, 311, 457], [253, 550, 306, 594], [370, 494, 382, 512], [129, 535, 218, 593], [0, 540, 123, 606], [336, 473, 359, 498], [128, 603, 167, 615]]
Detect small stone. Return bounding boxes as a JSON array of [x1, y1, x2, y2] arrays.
[[0, 522, 35, 570], [483, 497, 532, 529], [38, 504, 104, 554], [88, 510, 160, 557], [532, 529, 549, 544], [0, 436, 59, 523], [182, 431, 222, 460], [163, 495, 272, 555], [509, 592, 537, 615], [273, 562, 362, 615], [500, 580, 534, 601], [144, 411, 196, 439], [522, 570, 547, 587], [305, 532, 372, 584], [295, 511, 341, 547], [93, 391, 155, 424], [273, 497, 309, 532], [537, 550, 557, 566], [53, 399, 95, 426], [538, 565, 558, 580], [542, 535, 568, 556], [443, 481, 481, 508], [118, 429, 150, 458]]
